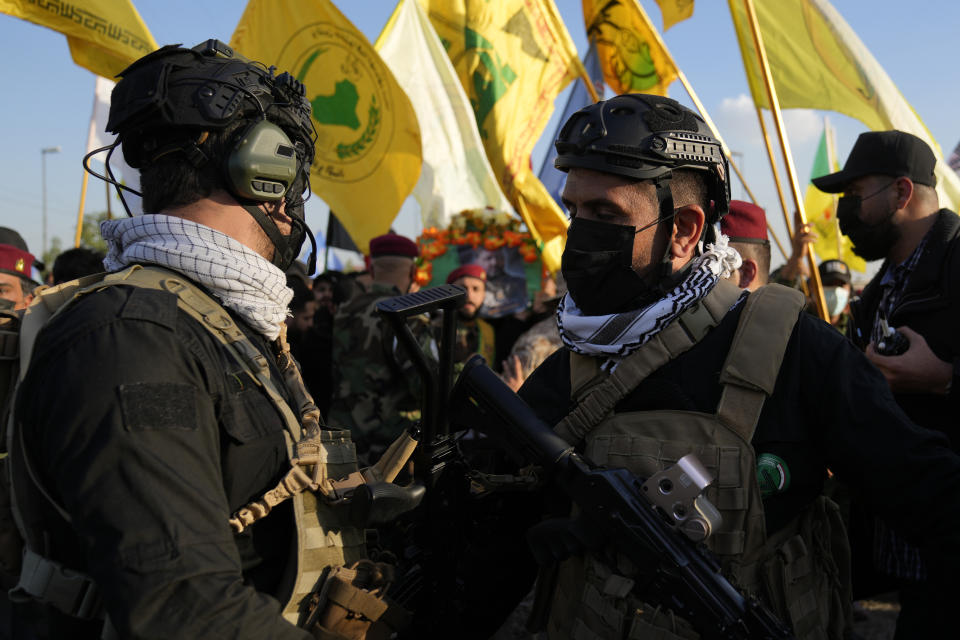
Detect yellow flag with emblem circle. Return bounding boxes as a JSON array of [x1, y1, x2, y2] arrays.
[[231, 0, 422, 255], [582, 0, 678, 97], [422, 0, 584, 273], [0, 0, 157, 78]]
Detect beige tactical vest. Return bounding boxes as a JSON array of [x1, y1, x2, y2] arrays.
[[9, 265, 365, 627], [547, 281, 852, 640]]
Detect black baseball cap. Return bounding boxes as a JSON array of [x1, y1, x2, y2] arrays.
[[819, 259, 851, 285], [812, 130, 937, 194]]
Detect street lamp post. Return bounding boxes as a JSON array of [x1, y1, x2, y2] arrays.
[[41, 146, 61, 256]]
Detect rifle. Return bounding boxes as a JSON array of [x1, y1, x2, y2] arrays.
[[375, 285, 476, 634], [450, 355, 796, 640], [375, 285, 545, 638]]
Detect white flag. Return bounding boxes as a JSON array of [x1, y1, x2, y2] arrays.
[[375, 0, 513, 228], [87, 76, 141, 214]]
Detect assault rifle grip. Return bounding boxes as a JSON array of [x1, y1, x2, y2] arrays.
[[450, 356, 795, 640]]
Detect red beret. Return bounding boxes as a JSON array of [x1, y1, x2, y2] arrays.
[[0, 243, 36, 281], [369, 233, 418, 258], [446, 264, 487, 285], [721, 200, 768, 243]]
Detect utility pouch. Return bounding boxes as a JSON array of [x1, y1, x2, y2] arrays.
[[760, 496, 852, 640], [305, 560, 410, 640]]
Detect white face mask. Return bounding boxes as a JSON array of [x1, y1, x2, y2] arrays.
[[823, 286, 850, 317]]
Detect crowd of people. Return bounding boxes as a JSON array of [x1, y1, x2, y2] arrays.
[[0, 40, 957, 640]]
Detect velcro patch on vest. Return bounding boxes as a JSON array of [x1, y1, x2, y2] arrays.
[[119, 287, 179, 331], [119, 382, 198, 431]]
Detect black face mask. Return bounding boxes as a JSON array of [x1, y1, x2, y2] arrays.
[[561, 217, 670, 316], [837, 182, 899, 261]]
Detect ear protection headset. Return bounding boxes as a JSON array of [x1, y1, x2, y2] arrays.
[[88, 39, 318, 272], [225, 119, 299, 201]]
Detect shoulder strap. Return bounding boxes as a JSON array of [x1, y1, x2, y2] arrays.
[[116, 266, 304, 442], [556, 279, 743, 445], [17, 272, 110, 384], [715, 284, 806, 442], [10, 265, 305, 518]]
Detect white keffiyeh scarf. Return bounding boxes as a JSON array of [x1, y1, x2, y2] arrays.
[[101, 214, 292, 340], [557, 235, 744, 369]]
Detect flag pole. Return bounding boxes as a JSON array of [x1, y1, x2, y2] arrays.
[[754, 104, 809, 294], [742, 0, 828, 320], [755, 105, 794, 237], [630, 0, 786, 260], [662, 69, 791, 261], [74, 170, 89, 248], [726, 155, 788, 260], [577, 57, 601, 103]]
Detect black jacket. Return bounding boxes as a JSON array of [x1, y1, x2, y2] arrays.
[[519, 297, 960, 576], [852, 209, 960, 442], [14, 282, 309, 639]]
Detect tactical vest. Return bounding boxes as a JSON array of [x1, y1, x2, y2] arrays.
[[7, 265, 366, 629], [547, 281, 853, 640]]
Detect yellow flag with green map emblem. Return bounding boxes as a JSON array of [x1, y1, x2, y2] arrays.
[[231, 0, 422, 255], [582, 0, 678, 96], [728, 0, 960, 213], [0, 0, 157, 78], [422, 0, 584, 272]]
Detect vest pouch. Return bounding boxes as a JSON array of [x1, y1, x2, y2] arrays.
[[759, 496, 852, 640]]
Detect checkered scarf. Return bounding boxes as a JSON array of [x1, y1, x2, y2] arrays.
[[101, 214, 292, 340], [557, 235, 743, 370]]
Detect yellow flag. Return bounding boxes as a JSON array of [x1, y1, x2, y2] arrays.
[[422, 0, 582, 272], [655, 0, 695, 31], [0, 0, 157, 78], [803, 122, 866, 272], [231, 0, 422, 255], [729, 0, 960, 212], [582, 0, 678, 96]]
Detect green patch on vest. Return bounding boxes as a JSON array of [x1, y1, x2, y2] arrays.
[[757, 453, 791, 498]]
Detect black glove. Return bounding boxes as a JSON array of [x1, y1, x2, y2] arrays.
[[526, 516, 607, 565]]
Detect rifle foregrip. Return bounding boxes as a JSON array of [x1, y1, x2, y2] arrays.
[[451, 356, 573, 468]]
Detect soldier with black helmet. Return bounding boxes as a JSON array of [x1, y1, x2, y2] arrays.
[[8, 41, 398, 639], [518, 94, 960, 639]]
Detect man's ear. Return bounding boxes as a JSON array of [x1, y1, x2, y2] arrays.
[[738, 258, 758, 290], [895, 177, 914, 210], [670, 205, 706, 264]]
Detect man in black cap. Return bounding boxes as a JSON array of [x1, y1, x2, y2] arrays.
[[814, 129, 960, 637], [817, 259, 852, 331]]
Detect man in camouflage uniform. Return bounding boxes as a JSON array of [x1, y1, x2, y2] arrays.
[[328, 234, 435, 465], [440, 264, 496, 372]]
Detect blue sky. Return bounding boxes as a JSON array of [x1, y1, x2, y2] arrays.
[[1, 0, 956, 273]]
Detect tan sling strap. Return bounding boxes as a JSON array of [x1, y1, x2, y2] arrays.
[[714, 284, 806, 443], [555, 279, 744, 445], [14, 266, 362, 523]]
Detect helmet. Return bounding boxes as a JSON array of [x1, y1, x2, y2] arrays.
[[104, 39, 317, 272], [554, 94, 729, 226]]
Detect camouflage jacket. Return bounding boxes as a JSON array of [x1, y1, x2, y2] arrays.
[[328, 283, 436, 464], [432, 315, 496, 375]]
